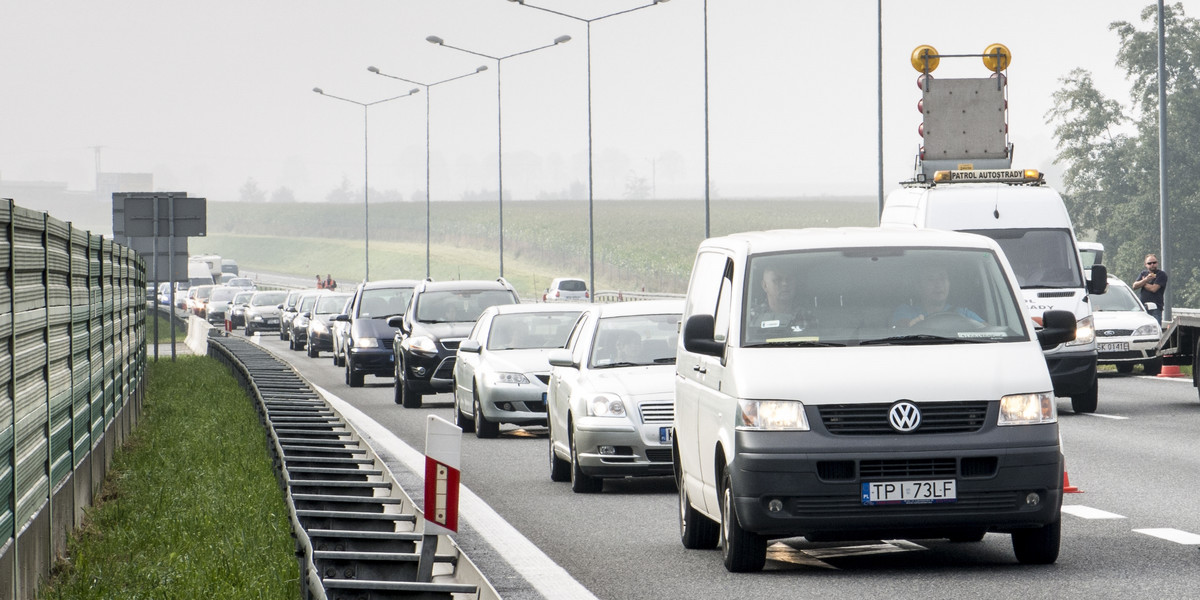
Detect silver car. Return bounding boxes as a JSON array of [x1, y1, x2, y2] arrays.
[[243, 290, 288, 336], [453, 304, 584, 438], [547, 300, 683, 493]]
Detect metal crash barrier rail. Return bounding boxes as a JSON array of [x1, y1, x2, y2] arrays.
[[205, 333, 497, 600]]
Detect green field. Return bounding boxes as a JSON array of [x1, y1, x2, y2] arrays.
[[191, 197, 877, 299]]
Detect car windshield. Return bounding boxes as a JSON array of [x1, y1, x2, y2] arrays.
[[210, 288, 237, 302], [234, 292, 254, 304], [742, 247, 1028, 347], [416, 290, 517, 323], [1092, 284, 1143, 312], [315, 293, 351, 314], [589, 313, 681, 368], [358, 287, 413, 319], [251, 292, 287, 307], [299, 295, 320, 312], [486, 311, 582, 351], [963, 228, 1082, 288]]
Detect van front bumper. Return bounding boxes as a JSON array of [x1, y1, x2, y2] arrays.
[[729, 426, 1063, 540]]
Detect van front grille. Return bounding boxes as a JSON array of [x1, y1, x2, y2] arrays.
[[820, 401, 990, 435]]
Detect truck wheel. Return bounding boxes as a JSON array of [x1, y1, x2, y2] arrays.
[[678, 471, 719, 548], [1070, 380, 1098, 413], [720, 471, 767, 572], [1011, 518, 1061, 564]]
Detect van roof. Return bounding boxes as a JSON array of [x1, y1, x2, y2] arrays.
[[699, 226, 1002, 256], [885, 183, 1073, 230]]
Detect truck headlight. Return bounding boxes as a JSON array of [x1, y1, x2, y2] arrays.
[[1067, 315, 1094, 346], [737, 400, 810, 431], [493, 372, 530, 385], [586, 393, 625, 417], [998, 392, 1056, 425]]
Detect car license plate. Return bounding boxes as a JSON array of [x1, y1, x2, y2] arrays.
[[659, 427, 672, 444], [862, 480, 956, 505], [541, 392, 547, 406], [266, 318, 278, 324], [1098, 342, 1129, 352]]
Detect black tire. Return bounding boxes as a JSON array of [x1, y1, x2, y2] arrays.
[[1142, 357, 1162, 376], [1070, 379, 1098, 413], [331, 349, 339, 367], [948, 529, 987, 543], [347, 356, 364, 388], [677, 450, 719, 549], [393, 362, 404, 404], [455, 388, 476, 433], [720, 471, 767, 572], [244, 325, 253, 336], [570, 422, 602, 493], [1011, 518, 1061, 564], [307, 340, 318, 358], [474, 391, 499, 439], [280, 325, 288, 341], [1115, 363, 1134, 374], [399, 366, 423, 408], [549, 423, 570, 482]]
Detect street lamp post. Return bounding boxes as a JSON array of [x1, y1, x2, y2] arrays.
[[367, 64, 490, 279], [312, 86, 420, 282], [426, 33, 571, 278], [505, 0, 669, 301]]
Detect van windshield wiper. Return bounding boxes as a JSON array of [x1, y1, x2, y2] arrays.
[[859, 335, 984, 346], [743, 340, 846, 348]]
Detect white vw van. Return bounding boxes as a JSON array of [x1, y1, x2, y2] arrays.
[[880, 169, 1107, 413], [674, 227, 1076, 572]]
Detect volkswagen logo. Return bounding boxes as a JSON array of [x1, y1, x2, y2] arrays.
[[889, 402, 921, 432]]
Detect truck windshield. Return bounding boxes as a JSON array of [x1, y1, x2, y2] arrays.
[[963, 228, 1082, 288], [741, 247, 1028, 347]]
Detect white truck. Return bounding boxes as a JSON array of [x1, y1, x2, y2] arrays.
[[1155, 310, 1200, 401], [880, 44, 1107, 413]]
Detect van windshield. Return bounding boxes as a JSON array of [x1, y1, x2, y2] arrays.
[[962, 228, 1082, 288], [742, 247, 1028, 347]]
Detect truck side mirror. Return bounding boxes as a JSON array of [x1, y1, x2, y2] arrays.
[[1038, 310, 1077, 350], [1087, 264, 1108, 295], [682, 314, 725, 357]]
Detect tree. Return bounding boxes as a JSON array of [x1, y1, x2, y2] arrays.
[[270, 187, 297, 203], [238, 178, 267, 203], [1047, 2, 1200, 307]]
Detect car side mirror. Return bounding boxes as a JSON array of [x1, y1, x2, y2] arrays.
[[547, 349, 576, 368], [1038, 310, 1077, 350], [386, 315, 405, 330], [1144, 302, 1159, 311], [682, 314, 725, 357], [333, 314, 350, 322], [1087, 264, 1108, 295], [300, 311, 311, 319], [459, 340, 481, 353]]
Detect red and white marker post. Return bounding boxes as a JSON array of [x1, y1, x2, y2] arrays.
[[418, 415, 462, 581]]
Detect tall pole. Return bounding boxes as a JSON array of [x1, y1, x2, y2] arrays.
[[1157, 0, 1171, 321], [703, 0, 710, 239], [427, 34, 571, 279], [368, 66, 488, 279], [312, 86, 420, 282], [504, 0, 669, 300], [877, 0, 884, 219]]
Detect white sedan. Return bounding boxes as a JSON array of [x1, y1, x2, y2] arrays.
[[452, 303, 584, 438], [547, 299, 683, 493], [1093, 276, 1162, 374]]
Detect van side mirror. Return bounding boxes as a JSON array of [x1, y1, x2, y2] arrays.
[[1087, 264, 1108, 295], [683, 314, 725, 357], [386, 315, 407, 332], [1038, 310, 1077, 350]]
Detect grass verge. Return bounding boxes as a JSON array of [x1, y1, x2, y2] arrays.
[[40, 356, 299, 599], [148, 311, 188, 344]]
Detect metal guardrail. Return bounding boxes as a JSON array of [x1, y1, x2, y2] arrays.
[[1, 198, 147, 599], [206, 333, 497, 600]]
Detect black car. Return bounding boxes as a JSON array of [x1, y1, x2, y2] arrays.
[[336, 279, 419, 387], [390, 278, 520, 408]]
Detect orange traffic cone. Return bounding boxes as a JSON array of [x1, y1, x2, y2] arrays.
[[1063, 471, 1081, 493], [1157, 364, 1185, 378]]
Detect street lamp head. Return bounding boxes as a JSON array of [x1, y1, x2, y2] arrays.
[[554, 35, 572, 44], [367, 66, 380, 73], [655, 0, 670, 3], [507, 0, 525, 3], [426, 35, 444, 45], [312, 87, 324, 94], [409, 88, 421, 95], [476, 65, 489, 73]]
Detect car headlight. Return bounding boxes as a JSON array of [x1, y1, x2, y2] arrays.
[[1133, 323, 1161, 337], [311, 321, 328, 334], [998, 392, 1056, 425], [736, 400, 810, 431], [353, 337, 380, 349], [1067, 314, 1094, 346], [585, 393, 626, 417], [403, 335, 438, 355], [493, 372, 530, 385]]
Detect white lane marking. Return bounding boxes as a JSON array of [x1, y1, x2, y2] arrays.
[[1082, 413, 1129, 420], [1062, 505, 1126, 519], [1133, 528, 1200, 545], [315, 384, 599, 600]]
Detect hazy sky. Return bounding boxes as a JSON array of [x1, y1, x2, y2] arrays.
[[0, 1, 1156, 205]]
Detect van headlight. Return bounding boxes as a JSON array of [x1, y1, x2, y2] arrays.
[[586, 393, 626, 417], [354, 337, 380, 349], [1067, 315, 1094, 346], [736, 400, 810, 431], [998, 392, 1057, 425]]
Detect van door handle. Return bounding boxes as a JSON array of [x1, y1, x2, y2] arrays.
[[693, 363, 706, 374]]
